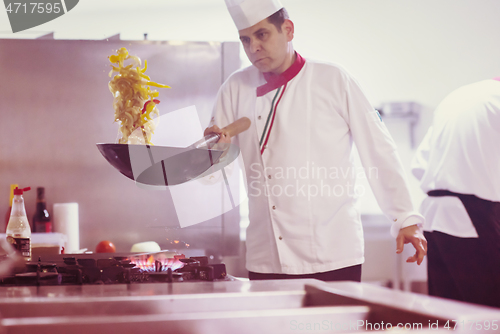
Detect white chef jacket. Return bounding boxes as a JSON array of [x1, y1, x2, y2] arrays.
[[411, 79, 500, 238], [211, 54, 423, 274]]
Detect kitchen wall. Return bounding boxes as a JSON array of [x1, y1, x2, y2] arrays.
[[1, 0, 499, 282]]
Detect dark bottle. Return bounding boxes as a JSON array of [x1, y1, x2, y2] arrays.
[[33, 187, 52, 233]]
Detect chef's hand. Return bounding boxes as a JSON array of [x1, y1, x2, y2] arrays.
[[396, 225, 427, 265], [204, 125, 231, 144]]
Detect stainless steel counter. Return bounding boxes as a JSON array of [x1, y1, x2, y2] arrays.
[[0, 280, 498, 333]]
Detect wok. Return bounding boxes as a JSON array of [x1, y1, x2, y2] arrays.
[[97, 117, 250, 186]]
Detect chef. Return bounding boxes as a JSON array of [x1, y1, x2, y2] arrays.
[[411, 78, 500, 307], [205, 0, 427, 281]]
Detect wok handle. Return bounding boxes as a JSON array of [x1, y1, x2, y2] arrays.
[[194, 133, 220, 149], [222, 117, 251, 137], [196, 117, 251, 149]]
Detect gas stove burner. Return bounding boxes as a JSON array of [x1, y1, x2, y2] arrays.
[[0, 254, 227, 286], [148, 268, 185, 283], [7, 261, 62, 286]]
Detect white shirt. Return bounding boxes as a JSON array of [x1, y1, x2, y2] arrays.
[[411, 79, 500, 238], [212, 57, 423, 274]]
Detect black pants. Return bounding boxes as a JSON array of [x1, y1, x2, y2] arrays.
[[425, 231, 500, 308], [425, 190, 500, 308], [249, 264, 362, 282]]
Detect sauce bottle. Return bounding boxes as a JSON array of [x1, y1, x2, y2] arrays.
[[33, 187, 52, 233], [6, 187, 31, 261], [4, 184, 18, 232]]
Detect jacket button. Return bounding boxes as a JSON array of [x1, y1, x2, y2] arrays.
[[279, 236, 283, 240], [268, 175, 272, 179], [258, 116, 262, 120], [272, 205, 276, 210]]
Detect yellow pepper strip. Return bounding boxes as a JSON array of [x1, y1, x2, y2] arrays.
[[147, 82, 171, 88], [109, 55, 120, 63], [141, 60, 148, 73], [139, 72, 151, 81]]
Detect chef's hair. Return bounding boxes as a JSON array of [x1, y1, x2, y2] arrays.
[[267, 8, 289, 32]]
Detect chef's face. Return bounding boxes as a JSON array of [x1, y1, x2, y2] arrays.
[[239, 17, 294, 74]]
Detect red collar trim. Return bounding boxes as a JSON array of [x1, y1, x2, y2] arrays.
[[256, 52, 305, 97], [493, 77, 500, 82]]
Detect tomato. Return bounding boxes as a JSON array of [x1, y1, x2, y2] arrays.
[[95, 240, 116, 253]]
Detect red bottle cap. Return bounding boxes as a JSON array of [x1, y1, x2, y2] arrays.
[[13, 187, 31, 195]]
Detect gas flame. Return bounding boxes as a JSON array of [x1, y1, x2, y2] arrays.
[[132, 254, 185, 272]]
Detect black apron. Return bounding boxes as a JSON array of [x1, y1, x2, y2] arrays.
[[427, 190, 500, 258]]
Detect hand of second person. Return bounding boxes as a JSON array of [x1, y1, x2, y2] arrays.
[[396, 225, 427, 265]]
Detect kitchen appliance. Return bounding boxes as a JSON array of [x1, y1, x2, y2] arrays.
[[0, 252, 228, 286]]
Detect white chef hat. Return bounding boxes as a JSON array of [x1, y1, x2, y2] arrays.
[[225, 0, 284, 31]]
